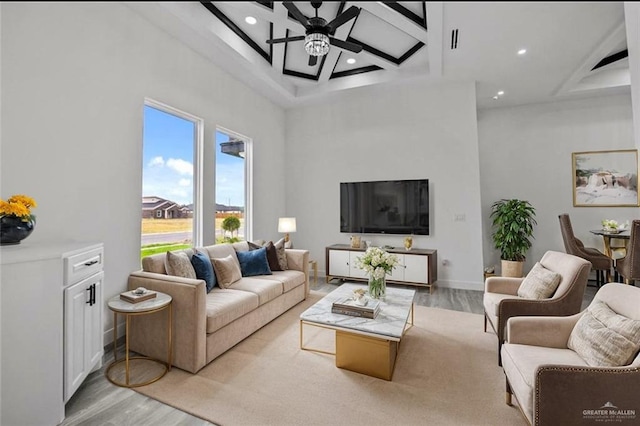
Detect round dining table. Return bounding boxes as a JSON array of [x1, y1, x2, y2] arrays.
[[589, 229, 630, 258]]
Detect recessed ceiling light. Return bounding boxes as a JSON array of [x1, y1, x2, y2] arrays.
[[245, 16, 257, 25], [517, 48, 527, 55], [492, 95, 499, 100], [346, 58, 356, 65], [497, 91, 505, 96]]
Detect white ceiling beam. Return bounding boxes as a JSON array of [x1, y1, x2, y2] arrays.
[[350, 1, 429, 44], [270, 2, 289, 76], [318, 11, 358, 83], [426, 2, 443, 78]]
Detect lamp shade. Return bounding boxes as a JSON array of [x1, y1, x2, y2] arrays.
[[278, 217, 297, 233]]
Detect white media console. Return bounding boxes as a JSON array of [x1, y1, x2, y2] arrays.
[[325, 244, 437, 293]]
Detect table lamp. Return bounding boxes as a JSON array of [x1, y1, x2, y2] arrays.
[[278, 217, 297, 247]]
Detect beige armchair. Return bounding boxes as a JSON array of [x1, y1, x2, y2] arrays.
[[483, 250, 591, 365], [501, 283, 640, 425]]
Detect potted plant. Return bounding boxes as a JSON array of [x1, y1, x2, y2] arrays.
[[490, 199, 537, 277]]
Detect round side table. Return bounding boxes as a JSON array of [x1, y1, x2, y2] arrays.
[[105, 291, 172, 388]]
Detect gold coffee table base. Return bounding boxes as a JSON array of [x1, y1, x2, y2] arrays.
[[336, 331, 398, 380], [105, 356, 168, 388]]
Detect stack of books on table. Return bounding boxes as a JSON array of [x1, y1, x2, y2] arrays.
[[331, 297, 381, 319], [120, 289, 157, 304]]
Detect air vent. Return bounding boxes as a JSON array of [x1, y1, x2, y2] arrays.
[[451, 29, 459, 50]]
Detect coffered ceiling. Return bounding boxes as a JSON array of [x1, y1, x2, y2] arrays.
[[126, 2, 629, 110]]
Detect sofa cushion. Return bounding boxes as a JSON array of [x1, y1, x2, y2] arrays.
[[212, 254, 242, 288], [501, 343, 588, 424], [517, 262, 561, 299], [259, 270, 306, 293], [274, 238, 288, 270], [249, 240, 281, 271], [205, 288, 260, 334], [237, 247, 272, 277], [484, 292, 519, 317], [165, 251, 197, 279], [567, 300, 640, 367], [227, 277, 283, 305], [191, 250, 216, 292]]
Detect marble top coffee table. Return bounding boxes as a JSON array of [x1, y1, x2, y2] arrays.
[[299, 282, 415, 380]]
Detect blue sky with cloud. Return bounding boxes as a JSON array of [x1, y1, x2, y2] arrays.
[[143, 105, 244, 207]]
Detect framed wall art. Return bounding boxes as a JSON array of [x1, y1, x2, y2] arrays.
[[572, 149, 639, 207]]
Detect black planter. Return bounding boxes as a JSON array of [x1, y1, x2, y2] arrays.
[[0, 216, 35, 245]]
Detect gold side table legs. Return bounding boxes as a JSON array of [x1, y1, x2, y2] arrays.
[[106, 302, 172, 388]]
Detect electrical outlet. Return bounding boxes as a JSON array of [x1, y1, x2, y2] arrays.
[[454, 213, 466, 222]]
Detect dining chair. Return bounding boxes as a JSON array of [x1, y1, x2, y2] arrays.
[[614, 219, 640, 285], [558, 213, 612, 286]]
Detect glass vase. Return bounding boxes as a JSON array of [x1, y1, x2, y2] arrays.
[[368, 275, 386, 299]]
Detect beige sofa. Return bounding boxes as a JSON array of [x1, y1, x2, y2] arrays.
[[127, 241, 309, 373]]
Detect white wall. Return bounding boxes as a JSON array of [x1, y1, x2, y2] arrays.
[[478, 93, 637, 274], [285, 79, 485, 290], [0, 3, 286, 344]]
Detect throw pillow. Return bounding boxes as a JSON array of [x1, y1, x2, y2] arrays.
[[211, 254, 242, 288], [567, 300, 640, 367], [165, 251, 197, 279], [274, 238, 289, 270], [236, 247, 272, 277], [517, 262, 561, 299], [191, 250, 216, 293]]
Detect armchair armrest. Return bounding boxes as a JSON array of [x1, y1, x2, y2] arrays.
[[285, 249, 310, 296], [535, 365, 640, 425], [485, 276, 523, 295], [506, 314, 582, 348], [497, 297, 581, 341], [127, 271, 207, 373]]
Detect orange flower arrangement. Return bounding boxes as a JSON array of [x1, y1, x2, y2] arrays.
[[0, 194, 37, 222]]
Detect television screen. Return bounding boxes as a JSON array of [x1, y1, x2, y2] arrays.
[[340, 179, 429, 235]]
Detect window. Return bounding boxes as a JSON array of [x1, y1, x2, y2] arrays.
[[215, 128, 251, 243], [141, 100, 203, 258]]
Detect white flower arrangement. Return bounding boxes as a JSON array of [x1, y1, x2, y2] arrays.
[[602, 219, 619, 231], [355, 247, 399, 279]]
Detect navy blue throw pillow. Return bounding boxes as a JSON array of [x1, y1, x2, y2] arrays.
[[191, 251, 216, 292], [237, 247, 272, 277]]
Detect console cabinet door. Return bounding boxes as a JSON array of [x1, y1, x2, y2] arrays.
[[329, 250, 350, 277], [403, 254, 428, 284], [388, 254, 405, 281], [349, 251, 368, 279]]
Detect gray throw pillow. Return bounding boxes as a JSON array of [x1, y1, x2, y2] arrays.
[[568, 300, 640, 367], [274, 238, 288, 270], [517, 262, 561, 299], [211, 254, 242, 288], [165, 251, 197, 279]]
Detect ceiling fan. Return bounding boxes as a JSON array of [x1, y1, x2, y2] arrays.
[[266, 1, 363, 66]]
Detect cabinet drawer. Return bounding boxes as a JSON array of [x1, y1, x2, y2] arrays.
[[64, 247, 104, 285]]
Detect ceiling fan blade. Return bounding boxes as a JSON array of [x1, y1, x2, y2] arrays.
[[283, 1, 311, 29], [326, 6, 360, 34], [266, 35, 306, 44], [308, 55, 318, 66], [329, 37, 363, 53]]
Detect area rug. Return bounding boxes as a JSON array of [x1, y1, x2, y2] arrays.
[[134, 291, 526, 426]]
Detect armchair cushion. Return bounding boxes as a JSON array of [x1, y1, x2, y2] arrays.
[[517, 262, 561, 299], [567, 300, 640, 367]]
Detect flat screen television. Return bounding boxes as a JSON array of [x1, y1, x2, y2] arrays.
[[340, 179, 429, 235]]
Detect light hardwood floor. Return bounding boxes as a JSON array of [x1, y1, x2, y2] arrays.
[[61, 279, 598, 426]]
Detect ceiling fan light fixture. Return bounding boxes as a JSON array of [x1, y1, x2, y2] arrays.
[[304, 33, 330, 56]]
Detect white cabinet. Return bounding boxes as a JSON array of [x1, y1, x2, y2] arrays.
[[325, 244, 437, 292], [328, 249, 368, 279], [0, 241, 103, 426], [64, 271, 103, 402]]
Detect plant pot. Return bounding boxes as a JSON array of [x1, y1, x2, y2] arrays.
[[501, 260, 524, 278], [0, 216, 35, 245]]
